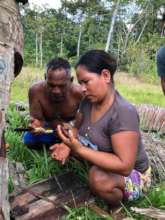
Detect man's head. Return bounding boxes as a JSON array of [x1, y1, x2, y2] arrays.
[[45, 58, 73, 102]]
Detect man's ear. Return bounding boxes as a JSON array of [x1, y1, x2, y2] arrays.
[[70, 76, 74, 82], [101, 69, 111, 83]]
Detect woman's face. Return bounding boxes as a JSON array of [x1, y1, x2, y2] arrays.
[[76, 65, 110, 103]]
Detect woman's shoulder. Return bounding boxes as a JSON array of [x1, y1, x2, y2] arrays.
[[114, 91, 137, 114], [109, 91, 140, 134], [110, 91, 139, 126]]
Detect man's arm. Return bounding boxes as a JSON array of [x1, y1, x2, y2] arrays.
[[28, 85, 45, 128]]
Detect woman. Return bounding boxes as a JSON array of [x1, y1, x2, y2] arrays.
[[51, 49, 151, 205]]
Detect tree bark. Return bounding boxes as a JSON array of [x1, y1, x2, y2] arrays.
[[0, 158, 9, 220], [105, 0, 120, 52], [0, 0, 24, 219], [35, 33, 38, 66], [77, 23, 82, 58], [60, 32, 64, 57], [40, 32, 43, 68]]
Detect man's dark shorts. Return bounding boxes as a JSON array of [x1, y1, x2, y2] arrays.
[[23, 131, 61, 148]]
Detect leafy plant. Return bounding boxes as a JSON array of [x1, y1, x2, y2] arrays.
[[26, 147, 62, 184], [62, 206, 112, 220]]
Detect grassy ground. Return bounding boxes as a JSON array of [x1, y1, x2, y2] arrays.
[[11, 67, 165, 107], [115, 73, 165, 107], [8, 67, 165, 219]]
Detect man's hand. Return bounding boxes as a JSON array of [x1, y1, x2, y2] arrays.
[[28, 118, 44, 134], [50, 143, 71, 165]]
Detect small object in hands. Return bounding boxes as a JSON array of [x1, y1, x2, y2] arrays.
[[61, 126, 70, 137], [60, 126, 98, 150], [14, 127, 54, 134], [78, 135, 98, 151]]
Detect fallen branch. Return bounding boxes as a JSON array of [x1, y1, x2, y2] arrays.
[[131, 207, 165, 219]]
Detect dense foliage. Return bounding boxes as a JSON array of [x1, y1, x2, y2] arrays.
[[21, 0, 165, 81]]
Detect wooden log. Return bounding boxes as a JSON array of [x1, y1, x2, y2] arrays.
[[141, 132, 165, 181], [0, 158, 10, 220], [136, 104, 165, 134], [10, 171, 94, 220], [10, 171, 84, 206], [131, 207, 165, 219], [9, 162, 27, 193], [15, 187, 92, 220]]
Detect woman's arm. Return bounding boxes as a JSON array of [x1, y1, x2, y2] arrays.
[[57, 125, 138, 176], [77, 131, 138, 176]]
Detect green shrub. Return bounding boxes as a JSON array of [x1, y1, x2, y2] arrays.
[[123, 34, 165, 83]]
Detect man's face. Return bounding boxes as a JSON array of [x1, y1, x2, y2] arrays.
[[46, 68, 71, 102]]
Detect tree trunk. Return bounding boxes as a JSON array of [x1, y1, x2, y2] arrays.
[[40, 32, 43, 68], [105, 0, 120, 52], [77, 23, 82, 58], [60, 33, 64, 57], [135, 20, 148, 44], [35, 33, 38, 66], [0, 0, 24, 219], [0, 158, 9, 220]]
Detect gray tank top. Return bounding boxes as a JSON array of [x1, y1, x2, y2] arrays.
[[79, 91, 149, 173]]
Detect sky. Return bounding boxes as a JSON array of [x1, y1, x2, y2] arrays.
[[29, 0, 61, 9]]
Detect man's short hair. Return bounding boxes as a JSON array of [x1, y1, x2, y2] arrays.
[[45, 58, 71, 78], [156, 45, 165, 77]]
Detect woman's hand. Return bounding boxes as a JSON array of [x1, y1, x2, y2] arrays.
[[50, 143, 71, 165], [57, 125, 82, 153]]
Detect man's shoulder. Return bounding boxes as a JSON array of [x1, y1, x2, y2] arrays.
[[29, 81, 45, 94], [70, 83, 83, 99]]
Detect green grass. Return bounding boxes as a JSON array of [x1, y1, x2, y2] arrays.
[[11, 67, 43, 102], [115, 73, 165, 107], [122, 184, 165, 219], [11, 68, 165, 107], [61, 206, 110, 220]]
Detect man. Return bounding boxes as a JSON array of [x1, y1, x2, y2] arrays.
[[156, 45, 165, 95], [24, 58, 82, 149]]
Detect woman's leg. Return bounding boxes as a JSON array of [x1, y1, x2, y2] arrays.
[[89, 166, 125, 206]]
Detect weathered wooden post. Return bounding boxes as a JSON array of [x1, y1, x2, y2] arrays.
[[0, 0, 27, 219]]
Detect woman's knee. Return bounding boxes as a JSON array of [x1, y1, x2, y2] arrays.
[[89, 166, 125, 194], [89, 166, 112, 192]]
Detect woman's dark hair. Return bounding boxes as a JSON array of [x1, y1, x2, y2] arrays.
[[75, 49, 117, 83]]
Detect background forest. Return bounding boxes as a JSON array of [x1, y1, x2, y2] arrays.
[[21, 0, 165, 83]]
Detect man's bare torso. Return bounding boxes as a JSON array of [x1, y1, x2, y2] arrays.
[[29, 81, 82, 128]]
